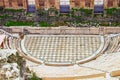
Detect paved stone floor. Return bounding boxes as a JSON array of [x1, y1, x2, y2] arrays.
[[23, 35, 102, 64]]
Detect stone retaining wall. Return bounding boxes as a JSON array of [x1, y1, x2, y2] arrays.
[[0, 26, 120, 35]]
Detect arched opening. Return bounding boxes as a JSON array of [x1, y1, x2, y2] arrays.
[[17, 0, 23, 7], [107, 0, 113, 8], [60, 0, 70, 13], [49, 0, 55, 8], [27, 0, 36, 12], [75, 0, 80, 7], [39, 0, 45, 8], [94, 0, 104, 13], [85, 0, 91, 8]]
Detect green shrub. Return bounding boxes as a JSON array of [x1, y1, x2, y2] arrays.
[[48, 8, 58, 15], [30, 73, 42, 80], [79, 8, 92, 16], [105, 8, 117, 15]]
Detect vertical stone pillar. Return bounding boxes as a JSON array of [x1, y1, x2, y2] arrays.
[[35, 0, 39, 10], [45, 0, 49, 9], [4, 0, 9, 8], [47, 0, 50, 9], [3, 0, 5, 8], [23, 0, 27, 9], [12, 0, 18, 8], [80, 0, 85, 8], [55, 0, 60, 10], [70, 0, 74, 9], [113, 0, 118, 8], [44, 0, 47, 9], [91, 0, 94, 9], [104, 0, 108, 9]]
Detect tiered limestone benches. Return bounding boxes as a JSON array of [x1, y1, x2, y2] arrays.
[[0, 29, 12, 36], [107, 34, 120, 52], [80, 52, 120, 78], [24, 34, 120, 79], [25, 52, 120, 79], [21, 35, 104, 65], [1, 29, 120, 79], [7, 37, 19, 49], [0, 29, 19, 49], [3, 36, 9, 49], [1, 33, 19, 50]]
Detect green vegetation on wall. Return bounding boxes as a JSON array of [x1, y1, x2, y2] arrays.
[[0, 7, 120, 27], [105, 8, 120, 16], [71, 8, 92, 16], [105, 8, 116, 14]]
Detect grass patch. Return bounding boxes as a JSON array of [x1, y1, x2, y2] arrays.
[[4, 21, 34, 26], [39, 22, 52, 27], [0, 14, 9, 19], [4, 8, 23, 12]]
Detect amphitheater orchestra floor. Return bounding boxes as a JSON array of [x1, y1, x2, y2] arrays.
[[21, 35, 104, 65]]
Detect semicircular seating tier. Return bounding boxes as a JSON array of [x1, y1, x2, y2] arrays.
[[1, 29, 120, 79]]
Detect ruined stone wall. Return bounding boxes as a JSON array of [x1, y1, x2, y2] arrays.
[[0, 0, 120, 10], [2, 0, 27, 9], [35, 0, 120, 10]]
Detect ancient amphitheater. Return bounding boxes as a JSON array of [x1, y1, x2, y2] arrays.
[[0, 27, 120, 80]]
